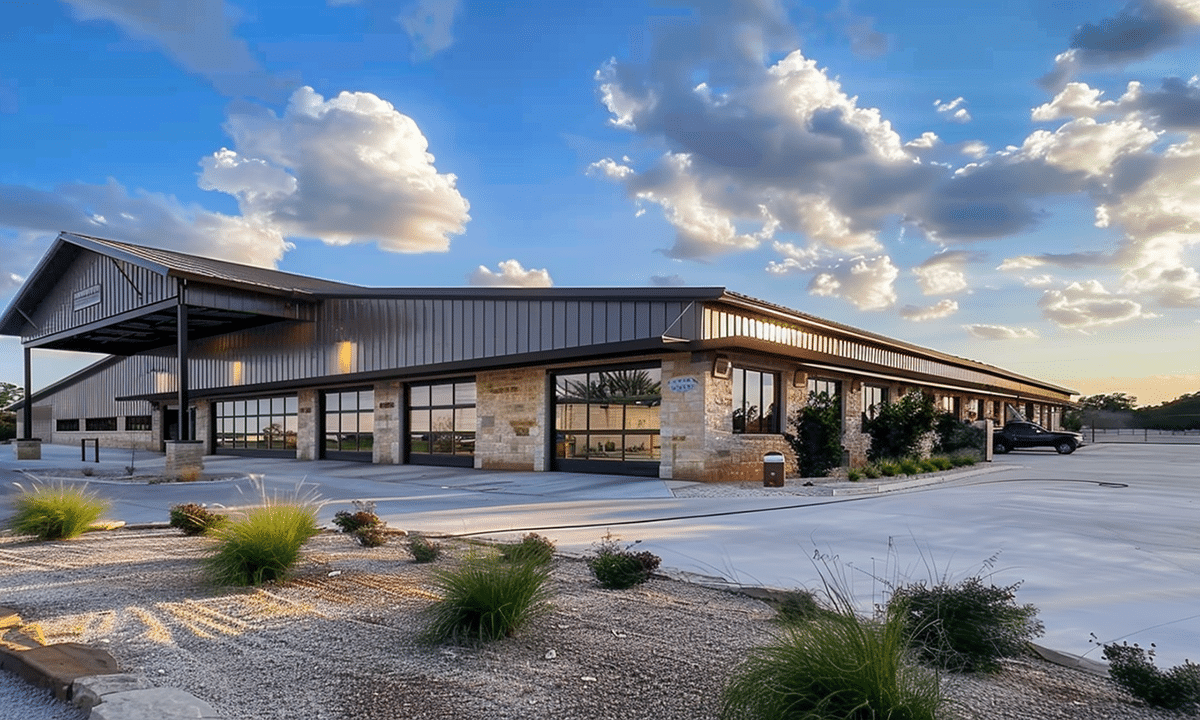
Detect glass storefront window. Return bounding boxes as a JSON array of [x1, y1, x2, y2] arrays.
[[323, 389, 375, 456], [553, 366, 662, 464], [215, 395, 299, 453], [408, 379, 476, 463]]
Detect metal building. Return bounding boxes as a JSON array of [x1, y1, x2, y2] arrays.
[[3, 232, 1075, 480]]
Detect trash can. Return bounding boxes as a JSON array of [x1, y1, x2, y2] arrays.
[[763, 451, 785, 487]]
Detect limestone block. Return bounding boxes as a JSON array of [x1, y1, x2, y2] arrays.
[[72, 673, 154, 710], [89, 687, 220, 719]]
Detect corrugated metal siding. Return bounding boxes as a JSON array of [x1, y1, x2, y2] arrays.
[[25, 253, 172, 342], [34, 296, 697, 412], [701, 305, 1067, 400]]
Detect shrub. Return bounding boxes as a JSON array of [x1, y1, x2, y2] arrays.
[[352, 525, 387, 547], [1100, 641, 1200, 711], [878, 461, 901, 477], [784, 391, 844, 478], [889, 576, 1043, 673], [918, 458, 939, 473], [422, 556, 551, 643], [169, 503, 227, 536], [933, 413, 986, 456], [862, 464, 881, 479], [846, 469, 862, 482], [332, 500, 381, 534], [587, 536, 661, 589], [203, 502, 320, 586], [498, 533, 555, 565], [932, 457, 954, 471], [8, 482, 109, 540], [950, 453, 979, 470], [721, 601, 944, 720], [408, 535, 442, 563], [863, 391, 937, 462], [898, 457, 922, 475]]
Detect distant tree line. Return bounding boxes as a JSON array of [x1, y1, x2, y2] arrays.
[[1063, 392, 1200, 431]]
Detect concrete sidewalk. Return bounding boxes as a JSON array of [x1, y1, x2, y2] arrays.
[[3, 442, 1199, 669]]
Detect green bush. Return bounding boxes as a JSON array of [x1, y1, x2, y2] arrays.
[[169, 503, 226, 536], [932, 457, 954, 471], [422, 556, 551, 643], [889, 576, 1043, 673], [846, 469, 862, 482], [862, 464, 881, 479], [918, 458, 939, 473], [863, 391, 937, 462], [8, 482, 109, 540], [352, 525, 387, 547], [785, 391, 845, 478], [587, 536, 661, 589], [721, 601, 944, 720], [949, 453, 977, 468], [332, 500, 381, 534], [498, 532, 556, 565], [898, 457, 922, 475], [408, 535, 442, 563], [933, 413, 985, 456], [203, 502, 320, 586], [878, 461, 901, 477], [1100, 641, 1200, 711]]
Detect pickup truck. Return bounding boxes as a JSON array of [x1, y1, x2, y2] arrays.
[[993, 421, 1085, 455]]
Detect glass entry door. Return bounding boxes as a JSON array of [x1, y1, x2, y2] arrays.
[[322, 388, 374, 461], [552, 365, 661, 476]]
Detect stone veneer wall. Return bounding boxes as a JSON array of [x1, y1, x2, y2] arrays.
[[296, 389, 318, 461], [373, 381, 402, 465], [475, 367, 546, 472], [661, 352, 806, 482]]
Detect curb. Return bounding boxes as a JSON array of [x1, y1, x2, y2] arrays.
[[0, 605, 221, 719]]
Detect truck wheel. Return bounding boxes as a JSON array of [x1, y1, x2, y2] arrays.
[[993, 439, 1010, 454], [1055, 440, 1076, 455]]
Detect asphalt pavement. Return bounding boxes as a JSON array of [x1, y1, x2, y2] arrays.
[[2, 441, 1197, 667]]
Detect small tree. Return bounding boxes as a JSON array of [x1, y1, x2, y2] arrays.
[[0, 382, 22, 441], [862, 391, 937, 462], [785, 391, 844, 478]]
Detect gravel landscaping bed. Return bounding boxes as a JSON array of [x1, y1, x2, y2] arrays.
[[0, 529, 1185, 719]]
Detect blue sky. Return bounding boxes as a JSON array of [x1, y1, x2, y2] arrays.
[[2, 0, 1199, 405]]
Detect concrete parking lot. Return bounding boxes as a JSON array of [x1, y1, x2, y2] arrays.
[[2, 442, 1197, 666]]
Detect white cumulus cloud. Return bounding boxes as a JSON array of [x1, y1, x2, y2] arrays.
[[934, 97, 971, 123], [200, 86, 470, 253], [900, 299, 958, 321], [1038, 280, 1158, 329], [913, 251, 975, 295], [964, 324, 1039, 340], [468, 260, 553, 288], [807, 255, 898, 310]]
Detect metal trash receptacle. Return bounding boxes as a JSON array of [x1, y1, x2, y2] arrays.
[[763, 451, 785, 487]]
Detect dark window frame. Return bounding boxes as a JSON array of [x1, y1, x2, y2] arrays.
[[125, 415, 153, 431], [322, 388, 375, 460], [214, 395, 299, 456], [56, 418, 80, 432], [408, 378, 476, 467], [85, 417, 118, 432], [863, 385, 889, 420], [551, 362, 662, 476], [732, 365, 780, 434]]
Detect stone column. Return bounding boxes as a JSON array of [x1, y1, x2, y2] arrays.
[[164, 440, 205, 480], [296, 389, 319, 461], [373, 381, 402, 464]]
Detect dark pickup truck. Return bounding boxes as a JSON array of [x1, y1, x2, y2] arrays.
[[993, 421, 1085, 455]]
